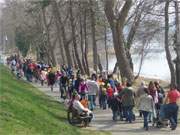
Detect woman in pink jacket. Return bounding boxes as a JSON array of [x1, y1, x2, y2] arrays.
[[79, 79, 88, 98]]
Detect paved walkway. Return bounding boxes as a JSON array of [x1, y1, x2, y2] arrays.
[[31, 82, 180, 135]]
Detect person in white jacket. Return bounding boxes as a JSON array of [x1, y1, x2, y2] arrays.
[[138, 88, 155, 131], [86, 79, 99, 110]]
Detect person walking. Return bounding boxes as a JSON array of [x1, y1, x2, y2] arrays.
[[87, 76, 99, 111], [136, 81, 147, 117], [78, 79, 88, 98], [119, 82, 135, 123], [40, 70, 47, 86], [99, 83, 107, 110], [164, 84, 180, 130], [109, 92, 119, 121], [148, 81, 158, 122], [59, 72, 68, 99], [107, 84, 114, 108], [154, 81, 165, 109], [138, 88, 155, 131], [47, 70, 56, 92]]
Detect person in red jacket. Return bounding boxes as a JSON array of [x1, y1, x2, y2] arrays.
[[116, 82, 123, 93], [116, 82, 124, 120], [107, 84, 114, 108], [164, 84, 180, 130]]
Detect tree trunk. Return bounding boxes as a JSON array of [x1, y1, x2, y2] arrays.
[[79, 5, 88, 75], [174, 0, 180, 90], [113, 62, 118, 74], [135, 39, 146, 79], [42, 7, 56, 66], [51, 0, 73, 67], [104, 0, 134, 82], [164, 1, 176, 86], [72, 49, 78, 69], [37, 44, 46, 63], [53, 13, 66, 64], [0, 19, 4, 48], [104, 24, 109, 74], [126, 50, 133, 71], [98, 54, 103, 74], [84, 8, 90, 75], [69, 0, 85, 74], [89, 0, 98, 73], [126, 2, 143, 71]]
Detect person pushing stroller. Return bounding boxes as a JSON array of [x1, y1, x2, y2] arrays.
[[161, 84, 180, 130]]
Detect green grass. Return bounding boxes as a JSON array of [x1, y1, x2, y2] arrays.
[[0, 65, 109, 135]]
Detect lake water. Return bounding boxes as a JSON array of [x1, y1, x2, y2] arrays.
[[102, 51, 171, 81]]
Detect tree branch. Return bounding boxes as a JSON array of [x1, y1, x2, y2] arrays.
[[118, 0, 133, 26], [104, 0, 115, 27]]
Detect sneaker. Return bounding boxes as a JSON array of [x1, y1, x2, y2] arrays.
[[171, 125, 177, 130]]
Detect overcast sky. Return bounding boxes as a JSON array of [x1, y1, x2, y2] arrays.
[[0, 0, 4, 4]]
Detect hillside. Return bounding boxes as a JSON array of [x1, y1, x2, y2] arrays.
[[0, 65, 109, 135]]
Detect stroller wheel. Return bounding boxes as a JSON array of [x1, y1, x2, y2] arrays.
[[156, 122, 163, 128], [157, 123, 161, 128]]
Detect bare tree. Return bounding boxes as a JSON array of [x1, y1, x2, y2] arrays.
[[174, 0, 180, 89], [69, 0, 85, 74], [83, 6, 90, 75], [51, 6, 66, 64], [79, 2, 89, 75], [89, 0, 98, 73], [164, 0, 176, 86], [41, 6, 56, 66], [104, 0, 134, 82], [135, 39, 149, 79], [104, 23, 108, 74], [51, 0, 73, 67]]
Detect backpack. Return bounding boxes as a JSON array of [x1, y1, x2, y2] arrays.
[[102, 87, 107, 95]]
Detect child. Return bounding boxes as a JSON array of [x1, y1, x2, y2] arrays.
[[40, 70, 47, 86], [99, 83, 107, 110], [80, 95, 89, 108]]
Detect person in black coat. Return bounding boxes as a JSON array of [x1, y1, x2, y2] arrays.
[[47, 70, 56, 91], [109, 93, 119, 121]]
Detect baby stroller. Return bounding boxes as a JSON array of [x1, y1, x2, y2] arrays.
[[153, 104, 169, 128]]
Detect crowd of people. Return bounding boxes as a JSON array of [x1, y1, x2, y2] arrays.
[[6, 55, 180, 131]]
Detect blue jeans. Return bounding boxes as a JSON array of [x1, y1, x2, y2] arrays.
[[159, 104, 166, 120], [112, 110, 118, 121], [88, 95, 96, 110], [124, 106, 133, 123], [164, 103, 179, 127], [148, 112, 152, 122], [142, 111, 149, 128], [60, 84, 67, 99], [26, 73, 32, 82], [99, 95, 107, 109]]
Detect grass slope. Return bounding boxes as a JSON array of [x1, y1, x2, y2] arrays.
[[0, 65, 109, 135]]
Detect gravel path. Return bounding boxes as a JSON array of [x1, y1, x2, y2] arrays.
[[31, 82, 180, 135]]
